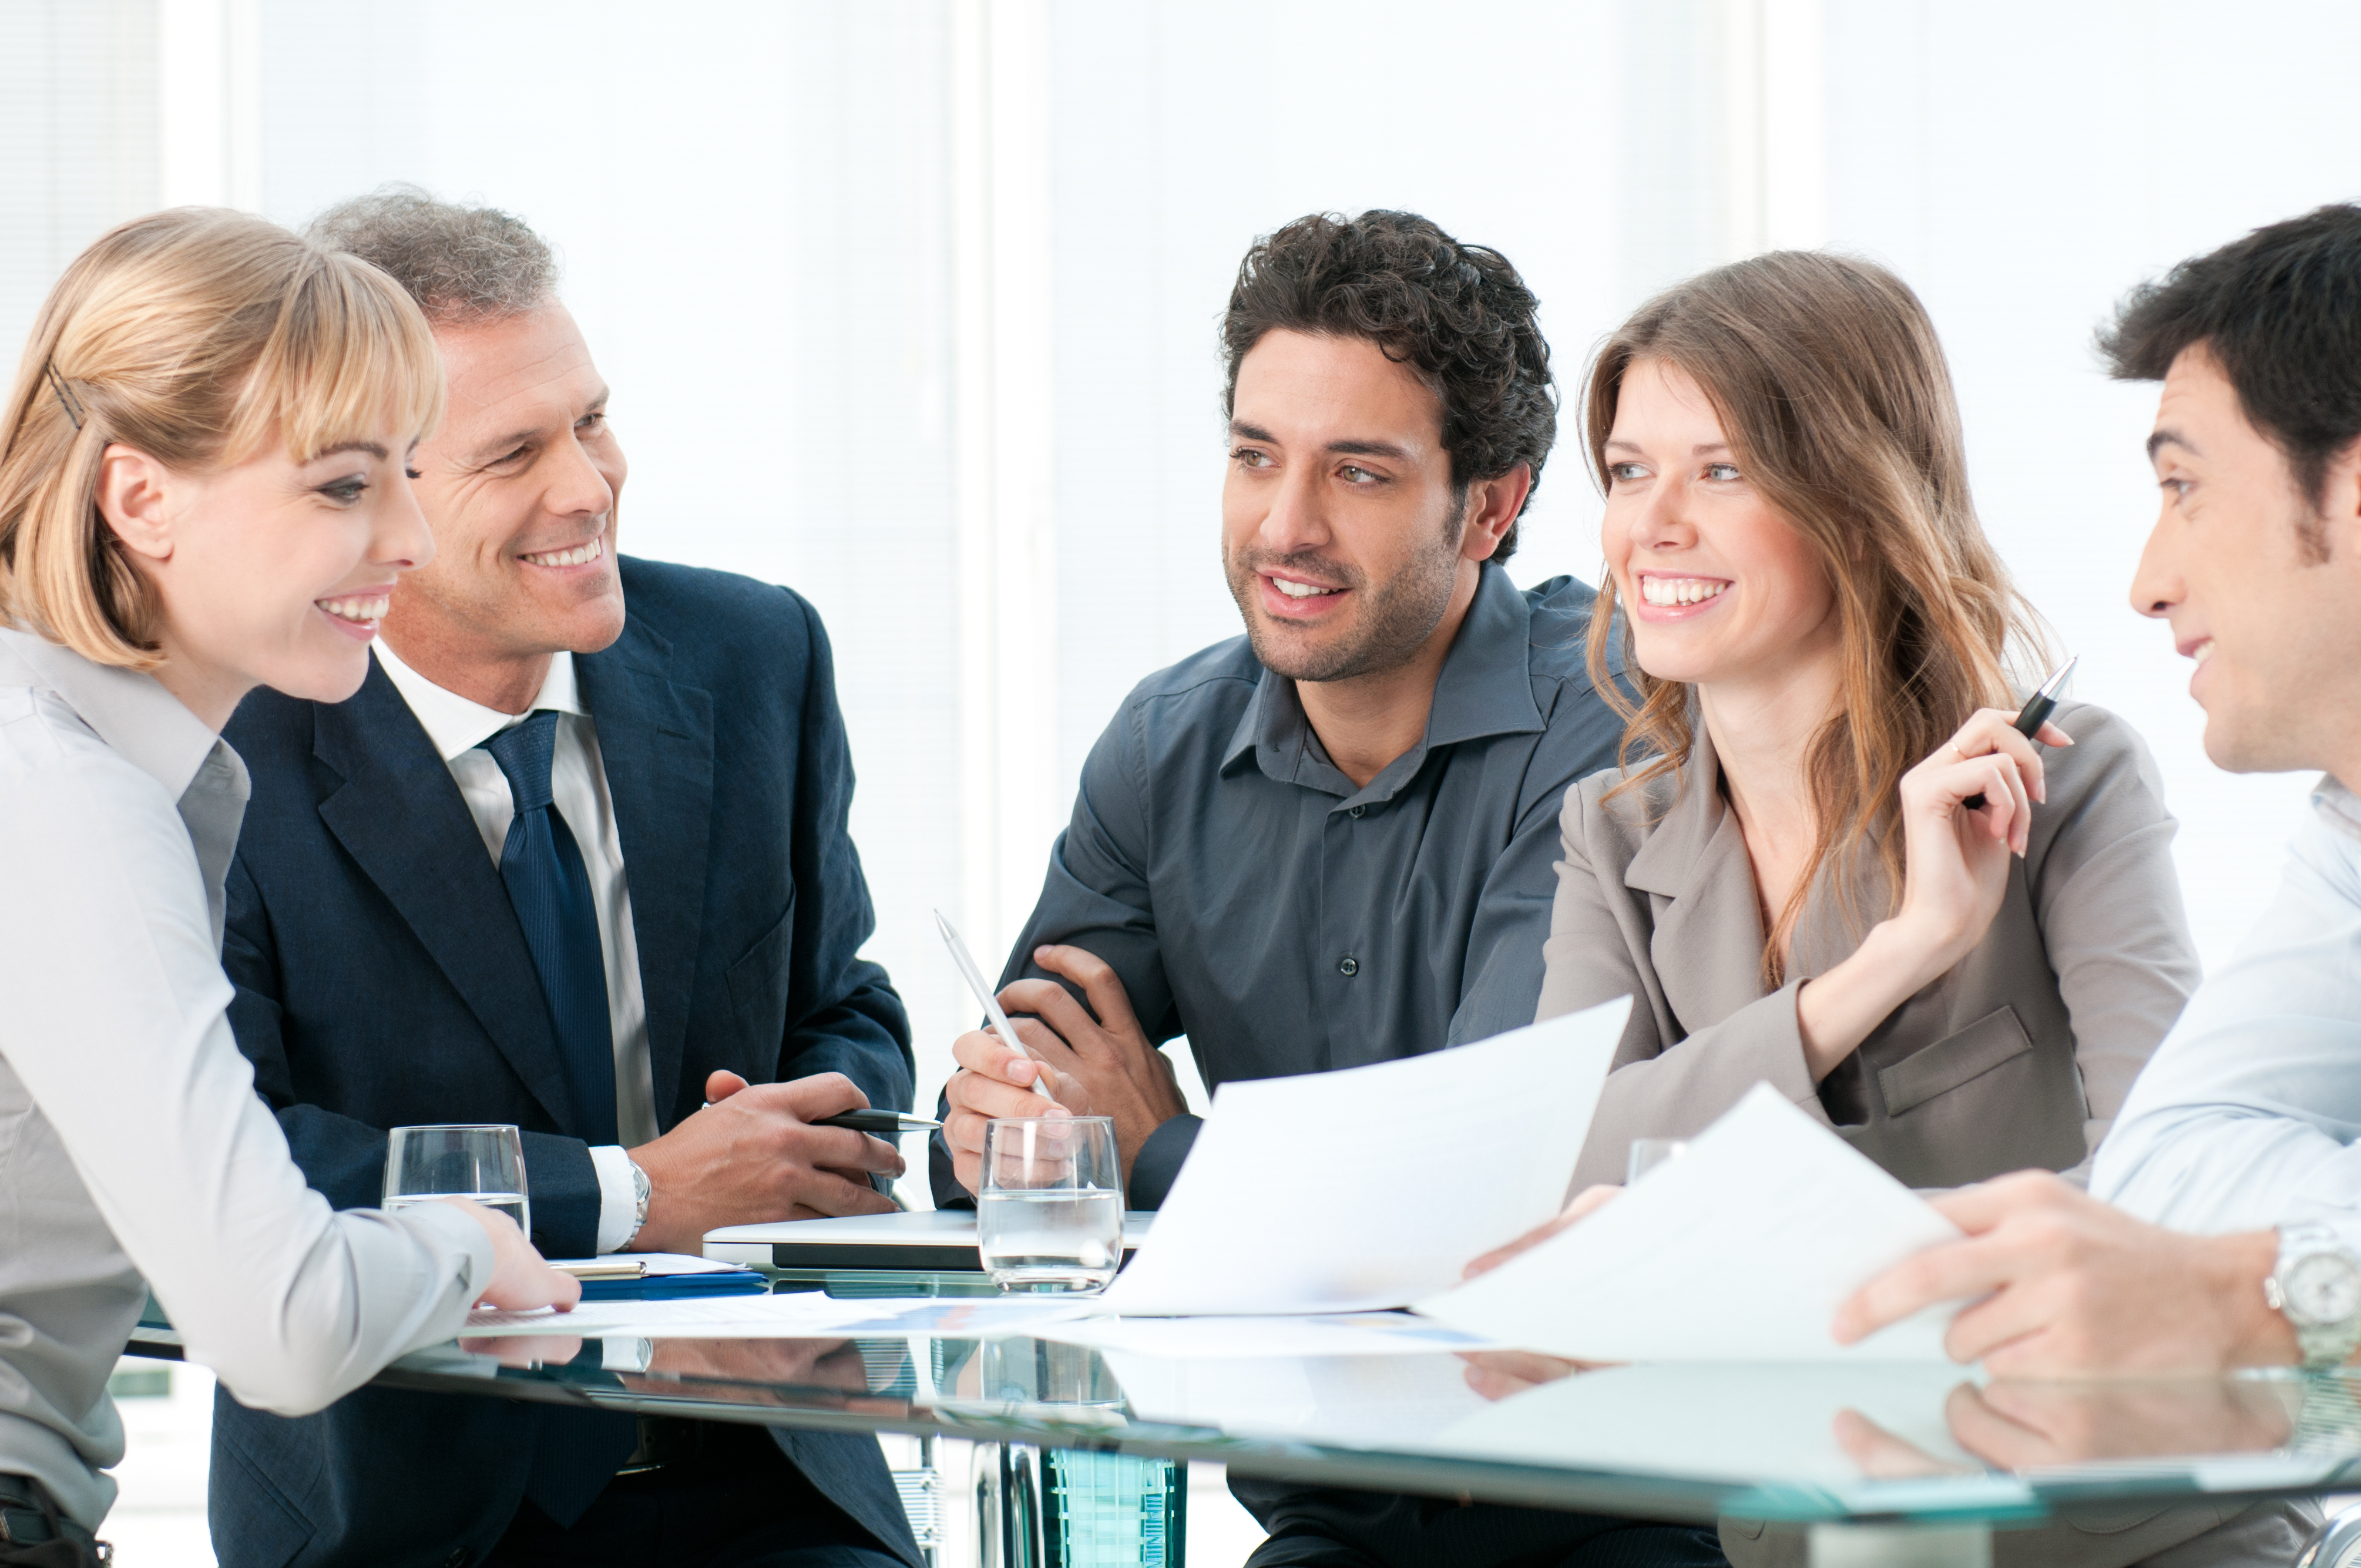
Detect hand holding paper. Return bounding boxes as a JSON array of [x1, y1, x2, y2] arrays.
[[1416, 1084, 1970, 1361]]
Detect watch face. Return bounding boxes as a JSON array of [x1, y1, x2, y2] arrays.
[[2287, 1252, 2361, 1326]]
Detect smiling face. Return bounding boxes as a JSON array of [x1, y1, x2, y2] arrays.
[[2131, 345, 2361, 777], [1600, 358, 1841, 701], [1221, 330, 1486, 683], [99, 422, 434, 727], [379, 303, 626, 707]]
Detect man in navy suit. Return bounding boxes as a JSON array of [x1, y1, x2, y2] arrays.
[[209, 186, 920, 1568]]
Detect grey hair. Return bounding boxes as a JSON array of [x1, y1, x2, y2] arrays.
[[304, 183, 558, 325]]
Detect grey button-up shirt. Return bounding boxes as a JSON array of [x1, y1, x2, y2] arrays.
[[931, 564, 1626, 1208]]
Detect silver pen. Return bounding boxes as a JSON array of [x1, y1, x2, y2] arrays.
[[933, 909, 1060, 1103]]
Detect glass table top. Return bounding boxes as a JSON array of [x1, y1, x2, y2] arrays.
[[129, 1269, 2361, 1529]]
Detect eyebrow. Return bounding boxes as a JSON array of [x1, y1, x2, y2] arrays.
[[1229, 421, 1417, 462], [2147, 427, 2199, 461], [313, 440, 389, 461], [1602, 439, 1731, 456], [471, 388, 612, 466]]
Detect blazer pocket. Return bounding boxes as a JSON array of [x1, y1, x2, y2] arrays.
[[724, 897, 796, 1020], [1878, 1006, 2035, 1119]]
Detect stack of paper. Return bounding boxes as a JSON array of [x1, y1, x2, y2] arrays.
[[1096, 999, 1627, 1315], [1415, 1084, 1967, 1361]]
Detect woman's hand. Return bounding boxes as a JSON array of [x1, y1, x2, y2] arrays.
[[1795, 709, 2071, 1079], [437, 1198, 582, 1313], [1463, 1184, 1621, 1279], [1886, 707, 2069, 972]]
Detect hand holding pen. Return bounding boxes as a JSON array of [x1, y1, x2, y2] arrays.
[[935, 909, 1062, 1106], [1789, 656, 2080, 1082]]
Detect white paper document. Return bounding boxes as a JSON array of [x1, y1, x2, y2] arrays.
[[1096, 998, 1627, 1316], [1040, 1311, 1502, 1361], [461, 1292, 1087, 1341], [1415, 1084, 1967, 1361]]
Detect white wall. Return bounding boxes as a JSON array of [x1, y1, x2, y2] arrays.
[[4, 0, 2353, 1173]]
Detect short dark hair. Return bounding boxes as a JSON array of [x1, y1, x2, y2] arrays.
[[1221, 210, 1556, 563], [306, 183, 559, 325], [2100, 202, 2361, 554]]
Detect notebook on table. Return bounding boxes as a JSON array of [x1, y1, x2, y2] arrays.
[[704, 1209, 1158, 1273]]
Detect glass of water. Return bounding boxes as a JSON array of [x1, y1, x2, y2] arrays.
[[384, 1124, 530, 1239], [978, 1116, 1122, 1293], [1626, 1137, 1691, 1184]]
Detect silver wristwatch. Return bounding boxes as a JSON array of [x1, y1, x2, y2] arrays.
[[621, 1156, 653, 1251], [2266, 1223, 2361, 1366]]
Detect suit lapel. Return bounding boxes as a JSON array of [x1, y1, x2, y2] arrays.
[[576, 618, 714, 1125], [1624, 726, 1772, 1032], [312, 659, 576, 1130]]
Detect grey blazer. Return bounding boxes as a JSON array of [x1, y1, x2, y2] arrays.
[[1537, 699, 2199, 1191]]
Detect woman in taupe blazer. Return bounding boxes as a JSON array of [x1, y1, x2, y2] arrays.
[[1500, 252, 2309, 1567], [1538, 253, 2194, 1195]]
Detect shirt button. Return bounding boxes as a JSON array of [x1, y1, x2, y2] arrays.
[[1348, 804, 1366, 818], [1338, 956, 1359, 977]]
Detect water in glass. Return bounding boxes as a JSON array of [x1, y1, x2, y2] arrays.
[[979, 1116, 1122, 1293]]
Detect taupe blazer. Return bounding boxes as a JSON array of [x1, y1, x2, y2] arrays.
[[1538, 699, 2199, 1191]]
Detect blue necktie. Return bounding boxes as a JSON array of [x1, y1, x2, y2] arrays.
[[482, 711, 617, 1147], [483, 711, 636, 1525]]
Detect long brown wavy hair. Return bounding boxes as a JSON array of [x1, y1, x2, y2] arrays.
[[1581, 252, 2048, 981]]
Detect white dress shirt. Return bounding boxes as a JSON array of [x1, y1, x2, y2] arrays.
[[0, 627, 494, 1531], [2094, 779, 2361, 1252], [373, 640, 654, 1253]]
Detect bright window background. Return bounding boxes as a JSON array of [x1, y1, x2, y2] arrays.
[[5, 2, 2356, 1562]]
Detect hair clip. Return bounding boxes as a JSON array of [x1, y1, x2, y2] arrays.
[[43, 361, 85, 432]]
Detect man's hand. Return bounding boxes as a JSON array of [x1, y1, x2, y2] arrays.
[[942, 945, 1185, 1193], [942, 1025, 1086, 1197], [1832, 1170, 2293, 1375], [1835, 1377, 2298, 1479], [996, 946, 1185, 1179], [627, 1070, 902, 1253]]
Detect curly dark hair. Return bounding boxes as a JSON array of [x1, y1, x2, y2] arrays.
[[1221, 210, 1556, 562]]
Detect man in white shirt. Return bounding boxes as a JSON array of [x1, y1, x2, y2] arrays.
[[209, 188, 921, 1567], [1838, 203, 2361, 1378]]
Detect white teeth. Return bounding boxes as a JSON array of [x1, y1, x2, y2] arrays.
[[1639, 576, 1729, 608], [2192, 640, 2215, 665], [1272, 577, 1337, 599], [317, 595, 389, 623], [524, 537, 603, 569]]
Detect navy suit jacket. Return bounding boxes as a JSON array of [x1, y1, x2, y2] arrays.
[[206, 558, 920, 1568]]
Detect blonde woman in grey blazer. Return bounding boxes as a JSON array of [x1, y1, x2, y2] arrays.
[[1496, 253, 2309, 1568]]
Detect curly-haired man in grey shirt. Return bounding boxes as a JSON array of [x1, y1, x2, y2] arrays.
[[929, 211, 1719, 1567]]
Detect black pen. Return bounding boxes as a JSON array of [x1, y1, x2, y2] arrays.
[[812, 1110, 942, 1135], [1962, 655, 2077, 811]]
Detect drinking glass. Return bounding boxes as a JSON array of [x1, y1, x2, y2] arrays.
[[384, 1124, 530, 1238], [1626, 1137, 1691, 1184], [978, 1116, 1123, 1293]]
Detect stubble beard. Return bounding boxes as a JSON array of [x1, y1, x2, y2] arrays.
[[1226, 505, 1468, 684]]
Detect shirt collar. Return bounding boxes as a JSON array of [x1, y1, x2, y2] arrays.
[[2313, 775, 2361, 844], [373, 639, 585, 762], [0, 624, 224, 800], [1220, 562, 1546, 800]]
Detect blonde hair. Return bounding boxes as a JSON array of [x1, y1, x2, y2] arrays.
[[1581, 252, 2050, 981], [0, 207, 445, 669]]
